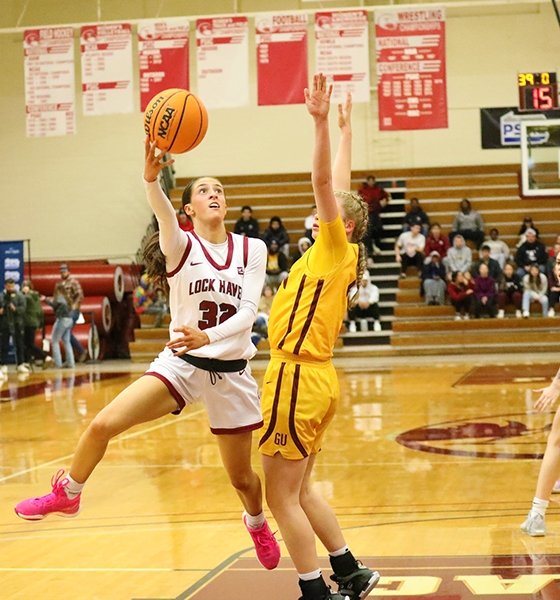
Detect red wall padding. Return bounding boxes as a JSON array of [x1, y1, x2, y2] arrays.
[[37, 323, 100, 361], [42, 296, 112, 335]]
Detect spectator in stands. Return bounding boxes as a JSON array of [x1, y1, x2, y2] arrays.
[[251, 285, 274, 346], [234, 205, 260, 238], [133, 274, 168, 328], [292, 236, 312, 264], [449, 198, 485, 249], [265, 239, 289, 290], [177, 209, 193, 232], [347, 273, 381, 333], [359, 174, 389, 256], [546, 239, 560, 276], [402, 197, 430, 235], [58, 264, 87, 363], [303, 205, 317, 243], [548, 235, 560, 258], [447, 271, 474, 320], [548, 258, 560, 317], [262, 216, 290, 257], [517, 216, 540, 248], [522, 263, 549, 318], [496, 263, 522, 319], [0, 278, 28, 377], [471, 244, 501, 280], [395, 223, 425, 278], [21, 280, 51, 368], [473, 263, 497, 319], [444, 234, 472, 277], [44, 283, 75, 369], [422, 251, 447, 305], [485, 228, 510, 270], [424, 222, 450, 259], [515, 228, 547, 278]]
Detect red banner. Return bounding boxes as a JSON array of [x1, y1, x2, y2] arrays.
[[138, 18, 189, 111], [376, 7, 447, 131], [256, 13, 308, 106]]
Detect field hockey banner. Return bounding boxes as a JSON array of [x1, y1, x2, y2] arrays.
[[375, 7, 448, 131], [0, 241, 24, 289], [138, 18, 189, 112], [196, 17, 249, 109], [80, 23, 134, 116], [314, 10, 370, 104], [256, 13, 308, 106], [23, 27, 76, 138]]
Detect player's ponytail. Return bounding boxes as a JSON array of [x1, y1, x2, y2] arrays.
[[336, 191, 369, 308], [142, 232, 169, 296]]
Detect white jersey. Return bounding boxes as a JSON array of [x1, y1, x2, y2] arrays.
[[167, 231, 266, 361]]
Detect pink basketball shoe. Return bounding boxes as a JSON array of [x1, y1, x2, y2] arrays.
[[15, 469, 81, 521], [242, 512, 281, 570]]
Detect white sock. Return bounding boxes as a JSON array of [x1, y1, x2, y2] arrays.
[[64, 475, 85, 499], [244, 510, 265, 529], [298, 569, 322, 581], [329, 545, 350, 558], [531, 497, 549, 517]]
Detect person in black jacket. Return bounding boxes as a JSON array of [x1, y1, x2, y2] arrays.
[[0, 278, 28, 376], [262, 216, 290, 257], [403, 197, 430, 236], [234, 205, 260, 239], [515, 228, 547, 278]]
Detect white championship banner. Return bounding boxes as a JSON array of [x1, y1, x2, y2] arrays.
[[23, 27, 76, 138], [196, 16, 249, 109], [138, 18, 189, 112], [315, 10, 371, 104], [80, 23, 134, 116]]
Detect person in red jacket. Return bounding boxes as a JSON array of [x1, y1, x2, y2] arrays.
[[358, 175, 389, 257], [447, 271, 474, 320], [424, 223, 450, 259]]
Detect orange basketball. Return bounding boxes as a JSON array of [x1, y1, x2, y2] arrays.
[[144, 88, 208, 154]]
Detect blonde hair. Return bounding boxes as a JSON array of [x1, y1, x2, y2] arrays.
[[335, 191, 369, 308]]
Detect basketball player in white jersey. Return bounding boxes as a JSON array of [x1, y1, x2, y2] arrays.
[[14, 138, 281, 570]]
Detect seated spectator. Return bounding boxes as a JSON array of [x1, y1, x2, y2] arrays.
[[515, 228, 547, 278], [303, 205, 317, 243], [485, 228, 510, 270], [471, 244, 501, 280], [444, 234, 472, 278], [447, 271, 474, 320], [292, 236, 312, 264], [517, 216, 540, 248], [177, 209, 193, 232], [265, 239, 289, 290], [262, 216, 290, 257], [424, 223, 450, 259], [133, 274, 168, 328], [449, 198, 485, 249], [234, 205, 260, 238], [394, 223, 425, 278], [358, 174, 389, 257], [522, 263, 548, 318], [251, 285, 274, 346], [347, 274, 381, 333], [496, 263, 522, 319], [422, 251, 447, 305], [473, 263, 497, 319], [402, 197, 430, 235], [548, 235, 560, 258], [548, 256, 560, 317], [546, 238, 560, 275]]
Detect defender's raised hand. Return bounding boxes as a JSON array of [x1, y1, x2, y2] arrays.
[[304, 73, 333, 121]]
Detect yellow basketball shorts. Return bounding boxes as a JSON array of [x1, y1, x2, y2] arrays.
[[258, 354, 340, 460]]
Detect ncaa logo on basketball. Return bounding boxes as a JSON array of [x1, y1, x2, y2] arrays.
[[157, 107, 176, 139]]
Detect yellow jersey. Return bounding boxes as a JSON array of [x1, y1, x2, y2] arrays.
[[267, 215, 358, 361]]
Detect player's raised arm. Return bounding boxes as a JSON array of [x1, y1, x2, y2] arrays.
[[332, 92, 352, 192], [304, 73, 338, 224]]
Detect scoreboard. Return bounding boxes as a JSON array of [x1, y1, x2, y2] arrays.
[[518, 72, 559, 111]]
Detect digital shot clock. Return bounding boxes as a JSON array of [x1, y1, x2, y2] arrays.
[[518, 72, 558, 111]]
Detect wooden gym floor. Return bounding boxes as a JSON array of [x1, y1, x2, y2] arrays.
[[1, 353, 560, 599]]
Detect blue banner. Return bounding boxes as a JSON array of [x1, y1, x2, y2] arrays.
[[0, 240, 24, 289]]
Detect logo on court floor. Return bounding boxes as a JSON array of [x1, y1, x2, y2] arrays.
[[396, 412, 550, 459]]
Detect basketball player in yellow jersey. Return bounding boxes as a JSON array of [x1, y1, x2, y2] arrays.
[[259, 73, 380, 600]]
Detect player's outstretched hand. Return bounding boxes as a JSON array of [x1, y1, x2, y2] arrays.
[[144, 137, 175, 183], [166, 326, 210, 355], [304, 73, 332, 121], [337, 92, 352, 133], [533, 382, 560, 412]]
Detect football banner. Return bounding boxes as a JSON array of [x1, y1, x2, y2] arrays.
[[314, 10, 370, 104], [23, 27, 75, 138], [376, 7, 448, 130], [80, 23, 134, 115], [138, 18, 189, 111], [256, 13, 308, 106], [196, 17, 249, 109]]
